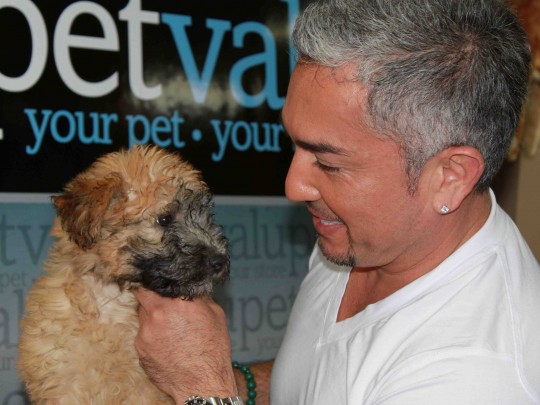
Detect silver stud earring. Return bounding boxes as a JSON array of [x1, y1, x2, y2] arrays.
[[440, 205, 450, 215]]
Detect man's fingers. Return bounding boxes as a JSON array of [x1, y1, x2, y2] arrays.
[[134, 288, 163, 309]]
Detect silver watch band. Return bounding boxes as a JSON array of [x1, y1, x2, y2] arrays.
[[185, 396, 244, 405]]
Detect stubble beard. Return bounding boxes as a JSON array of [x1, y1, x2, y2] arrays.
[[317, 235, 356, 268]]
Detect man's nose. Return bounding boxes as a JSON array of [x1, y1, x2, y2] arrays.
[[285, 150, 320, 203]]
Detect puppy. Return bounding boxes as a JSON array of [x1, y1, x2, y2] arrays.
[[17, 145, 229, 404]]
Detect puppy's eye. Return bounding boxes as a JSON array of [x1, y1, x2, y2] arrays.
[[156, 214, 173, 227]]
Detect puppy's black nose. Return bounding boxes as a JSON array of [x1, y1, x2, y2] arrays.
[[208, 254, 228, 273]]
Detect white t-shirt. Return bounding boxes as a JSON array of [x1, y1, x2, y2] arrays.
[[271, 191, 540, 404]]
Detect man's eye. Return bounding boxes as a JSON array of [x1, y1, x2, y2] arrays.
[[156, 214, 173, 227], [315, 160, 340, 173]]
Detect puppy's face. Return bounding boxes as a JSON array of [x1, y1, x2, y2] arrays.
[[52, 146, 229, 299]]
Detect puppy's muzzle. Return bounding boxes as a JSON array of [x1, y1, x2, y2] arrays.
[[209, 252, 228, 276]]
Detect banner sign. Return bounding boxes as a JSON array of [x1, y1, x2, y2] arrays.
[[0, 0, 303, 195]]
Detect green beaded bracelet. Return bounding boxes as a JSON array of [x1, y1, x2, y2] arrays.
[[232, 361, 257, 405]]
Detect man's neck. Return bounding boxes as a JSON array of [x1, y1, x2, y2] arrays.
[[337, 191, 492, 322]]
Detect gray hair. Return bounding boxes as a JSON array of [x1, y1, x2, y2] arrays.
[[293, 0, 531, 191]]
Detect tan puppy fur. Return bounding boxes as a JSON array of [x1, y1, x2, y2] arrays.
[[17, 145, 229, 404]]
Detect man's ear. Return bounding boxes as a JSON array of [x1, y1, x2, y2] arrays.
[[424, 146, 485, 214]]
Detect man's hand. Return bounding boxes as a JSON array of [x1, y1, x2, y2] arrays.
[[134, 289, 238, 403]]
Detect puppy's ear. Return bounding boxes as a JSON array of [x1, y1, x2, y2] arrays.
[[53, 173, 125, 250]]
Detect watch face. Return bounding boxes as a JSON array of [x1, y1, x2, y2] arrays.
[[186, 396, 243, 405], [185, 396, 208, 405]]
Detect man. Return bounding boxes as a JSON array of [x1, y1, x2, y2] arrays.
[[135, 0, 540, 403]]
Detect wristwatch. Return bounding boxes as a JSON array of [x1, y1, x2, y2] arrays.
[[184, 396, 244, 405]]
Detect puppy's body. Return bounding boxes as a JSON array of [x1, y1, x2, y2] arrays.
[[18, 146, 229, 404]]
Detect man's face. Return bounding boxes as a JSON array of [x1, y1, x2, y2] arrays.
[[283, 63, 432, 270]]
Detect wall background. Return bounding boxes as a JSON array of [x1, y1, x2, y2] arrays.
[[516, 154, 540, 259]]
